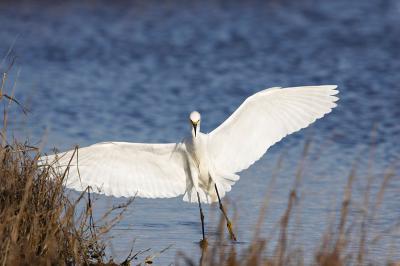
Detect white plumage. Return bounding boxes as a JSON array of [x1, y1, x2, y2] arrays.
[[51, 142, 189, 198], [41, 85, 339, 204]]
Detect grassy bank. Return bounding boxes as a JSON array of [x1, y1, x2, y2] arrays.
[[0, 61, 138, 265]]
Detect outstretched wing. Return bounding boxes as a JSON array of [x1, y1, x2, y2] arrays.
[[208, 85, 339, 174], [40, 142, 191, 198]]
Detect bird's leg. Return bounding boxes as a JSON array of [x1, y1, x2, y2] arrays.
[[197, 192, 208, 248], [214, 184, 237, 241]]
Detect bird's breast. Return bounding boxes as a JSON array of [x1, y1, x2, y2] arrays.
[[186, 135, 216, 194], [194, 136, 213, 176]]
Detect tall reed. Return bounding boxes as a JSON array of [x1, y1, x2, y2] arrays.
[[0, 55, 135, 265], [177, 143, 399, 266]]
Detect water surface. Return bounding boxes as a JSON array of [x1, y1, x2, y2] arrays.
[[1, 0, 399, 263]]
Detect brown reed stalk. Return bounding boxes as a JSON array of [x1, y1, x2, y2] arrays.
[[0, 55, 137, 265]]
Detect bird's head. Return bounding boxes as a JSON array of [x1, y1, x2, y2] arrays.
[[189, 111, 201, 138]]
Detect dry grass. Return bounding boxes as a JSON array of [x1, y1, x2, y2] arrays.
[[0, 57, 137, 265], [177, 143, 400, 266]]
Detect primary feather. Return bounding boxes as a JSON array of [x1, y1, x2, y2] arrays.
[[43, 142, 191, 198], [208, 85, 338, 174]]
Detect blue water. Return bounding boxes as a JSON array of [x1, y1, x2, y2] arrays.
[[1, 0, 400, 264]]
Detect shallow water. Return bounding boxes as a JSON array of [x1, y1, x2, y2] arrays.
[[1, 0, 400, 264]]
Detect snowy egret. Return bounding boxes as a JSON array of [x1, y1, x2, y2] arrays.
[[41, 85, 339, 242]]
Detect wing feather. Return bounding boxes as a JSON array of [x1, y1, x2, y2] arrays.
[[40, 142, 190, 198], [208, 85, 339, 174]]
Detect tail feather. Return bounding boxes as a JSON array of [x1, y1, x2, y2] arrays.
[[182, 172, 240, 204], [183, 187, 211, 203]]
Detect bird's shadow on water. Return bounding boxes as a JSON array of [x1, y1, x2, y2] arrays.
[[193, 240, 248, 246], [177, 221, 198, 227], [141, 223, 170, 229]]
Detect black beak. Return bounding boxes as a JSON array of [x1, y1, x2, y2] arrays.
[[192, 122, 197, 137]]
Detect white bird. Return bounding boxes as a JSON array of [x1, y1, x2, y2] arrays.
[[41, 85, 339, 242]]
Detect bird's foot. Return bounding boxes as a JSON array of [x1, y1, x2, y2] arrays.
[[199, 238, 208, 249], [227, 221, 237, 241]]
